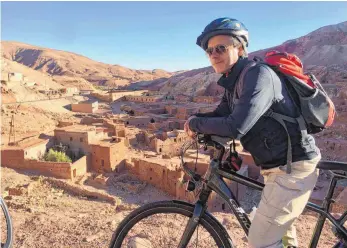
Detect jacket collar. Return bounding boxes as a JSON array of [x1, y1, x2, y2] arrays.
[[217, 57, 249, 92]]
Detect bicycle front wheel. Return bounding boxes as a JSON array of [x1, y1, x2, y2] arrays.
[[109, 200, 233, 248]]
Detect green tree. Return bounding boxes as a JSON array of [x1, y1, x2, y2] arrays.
[[44, 149, 72, 163]]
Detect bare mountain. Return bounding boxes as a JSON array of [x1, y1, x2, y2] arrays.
[[157, 21, 347, 96], [249, 21, 347, 66], [1, 41, 173, 88]]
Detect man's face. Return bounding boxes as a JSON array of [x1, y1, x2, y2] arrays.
[[206, 35, 242, 74]]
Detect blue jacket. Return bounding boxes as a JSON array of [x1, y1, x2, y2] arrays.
[[189, 57, 319, 169]]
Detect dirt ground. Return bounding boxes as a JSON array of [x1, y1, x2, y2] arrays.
[[0, 167, 343, 248]]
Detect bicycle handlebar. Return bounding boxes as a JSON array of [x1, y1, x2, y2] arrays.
[[180, 134, 230, 182]]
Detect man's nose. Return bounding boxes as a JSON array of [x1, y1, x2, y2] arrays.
[[210, 53, 220, 60]]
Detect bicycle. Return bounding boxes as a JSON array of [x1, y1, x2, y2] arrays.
[[1, 196, 13, 248], [109, 134, 347, 248]]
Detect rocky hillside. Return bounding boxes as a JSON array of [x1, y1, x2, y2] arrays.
[[1, 165, 340, 248], [158, 21, 347, 96], [1, 41, 173, 88]]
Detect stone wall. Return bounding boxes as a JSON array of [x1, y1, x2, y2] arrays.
[[125, 157, 249, 211], [1, 149, 25, 167], [71, 102, 98, 113], [1, 150, 87, 179], [70, 156, 88, 178], [193, 96, 219, 104], [91, 92, 111, 102], [125, 95, 162, 103]]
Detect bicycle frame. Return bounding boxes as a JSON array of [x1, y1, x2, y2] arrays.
[[179, 157, 347, 248]]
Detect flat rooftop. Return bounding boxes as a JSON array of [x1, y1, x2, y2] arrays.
[[54, 124, 96, 133], [136, 150, 211, 170], [89, 138, 123, 147], [2, 137, 51, 150], [74, 100, 97, 104]]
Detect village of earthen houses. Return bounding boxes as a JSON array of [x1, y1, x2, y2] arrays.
[[1, 18, 347, 247]]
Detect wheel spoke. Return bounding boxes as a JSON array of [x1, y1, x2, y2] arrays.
[[110, 202, 230, 248], [119, 213, 216, 247]]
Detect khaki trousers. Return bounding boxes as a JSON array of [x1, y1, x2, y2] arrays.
[[248, 154, 321, 248]]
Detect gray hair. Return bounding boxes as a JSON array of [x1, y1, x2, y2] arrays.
[[229, 36, 248, 58]]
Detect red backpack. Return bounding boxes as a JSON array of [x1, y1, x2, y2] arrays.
[[240, 51, 336, 173], [262, 50, 336, 133]]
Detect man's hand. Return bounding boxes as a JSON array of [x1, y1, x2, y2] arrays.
[[184, 116, 197, 139]]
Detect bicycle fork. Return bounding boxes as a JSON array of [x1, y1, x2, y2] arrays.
[[178, 159, 252, 247], [178, 188, 211, 248]]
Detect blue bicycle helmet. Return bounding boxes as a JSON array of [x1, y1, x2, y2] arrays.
[[196, 17, 249, 51]]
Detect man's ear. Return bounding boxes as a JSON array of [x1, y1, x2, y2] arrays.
[[238, 47, 244, 57]]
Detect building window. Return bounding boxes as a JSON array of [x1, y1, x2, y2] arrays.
[[80, 137, 83, 142], [101, 159, 104, 167], [70, 137, 73, 141], [174, 138, 177, 142], [25, 151, 28, 155]]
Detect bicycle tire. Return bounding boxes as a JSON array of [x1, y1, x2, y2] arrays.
[[109, 200, 233, 248], [0, 197, 12, 248]]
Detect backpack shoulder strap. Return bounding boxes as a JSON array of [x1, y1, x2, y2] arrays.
[[263, 109, 307, 174], [226, 60, 258, 112], [233, 60, 258, 99]]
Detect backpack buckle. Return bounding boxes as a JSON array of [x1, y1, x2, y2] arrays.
[[264, 108, 274, 118]]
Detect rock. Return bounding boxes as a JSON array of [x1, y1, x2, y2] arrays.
[[128, 237, 153, 248], [83, 231, 104, 242], [108, 220, 118, 230], [107, 213, 124, 230], [222, 217, 231, 226], [77, 213, 88, 218], [4, 195, 12, 201], [8, 185, 28, 196], [117, 203, 138, 211]]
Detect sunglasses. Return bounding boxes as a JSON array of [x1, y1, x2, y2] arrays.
[[205, 44, 231, 56]]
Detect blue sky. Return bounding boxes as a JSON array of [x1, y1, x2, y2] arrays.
[[1, 1, 347, 72]]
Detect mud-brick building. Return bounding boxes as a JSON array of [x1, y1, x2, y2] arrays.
[[89, 137, 127, 173], [71, 100, 98, 113], [54, 124, 108, 158]]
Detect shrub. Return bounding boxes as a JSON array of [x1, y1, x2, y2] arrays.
[[44, 149, 72, 163]]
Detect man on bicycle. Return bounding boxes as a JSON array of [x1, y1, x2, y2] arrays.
[[184, 17, 321, 248]]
